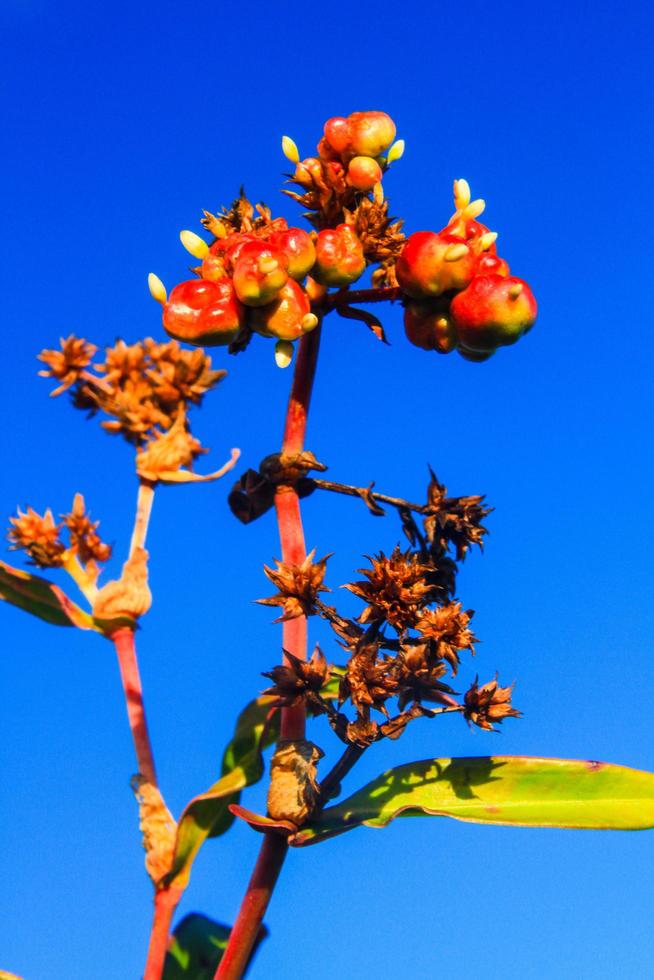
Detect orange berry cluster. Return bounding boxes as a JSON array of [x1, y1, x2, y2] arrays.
[[398, 180, 537, 361], [161, 219, 318, 350], [153, 111, 402, 364], [150, 111, 536, 366]]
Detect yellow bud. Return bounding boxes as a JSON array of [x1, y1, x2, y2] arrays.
[[301, 313, 319, 332], [444, 243, 469, 262], [386, 139, 405, 164], [180, 230, 209, 259], [373, 181, 384, 204], [259, 256, 279, 275], [147, 273, 167, 305], [275, 340, 294, 368], [508, 283, 524, 299], [282, 135, 300, 164], [464, 198, 486, 219], [453, 178, 471, 210], [479, 231, 498, 251]]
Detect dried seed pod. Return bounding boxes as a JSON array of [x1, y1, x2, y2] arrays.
[[267, 739, 324, 825]]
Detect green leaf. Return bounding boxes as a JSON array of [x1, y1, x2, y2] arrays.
[[0, 560, 99, 630], [164, 668, 343, 889], [163, 913, 267, 979], [292, 756, 654, 846]]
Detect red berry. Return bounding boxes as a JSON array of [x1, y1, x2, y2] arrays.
[[404, 302, 457, 353], [323, 116, 352, 154], [347, 156, 383, 192], [250, 280, 311, 341], [450, 275, 537, 352], [232, 243, 289, 307], [163, 279, 244, 346], [313, 224, 366, 287], [474, 253, 510, 277], [348, 111, 396, 157], [269, 227, 316, 281], [396, 231, 475, 299]]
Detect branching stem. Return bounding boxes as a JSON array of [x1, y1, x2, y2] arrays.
[[216, 325, 322, 980], [143, 885, 184, 980]]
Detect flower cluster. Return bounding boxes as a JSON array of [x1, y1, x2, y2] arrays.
[[8, 494, 111, 570], [399, 179, 537, 361], [261, 470, 520, 746], [151, 109, 537, 369], [38, 336, 232, 483], [151, 112, 406, 365]]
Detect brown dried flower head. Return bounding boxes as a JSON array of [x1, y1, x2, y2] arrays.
[[344, 547, 434, 631], [62, 493, 112, 565], [7, 506, 66, 567], [463, 675, 521, 731], [415, 602, 476, 675], [39, 336, 224, 446], [396, 645, 454, 710], [425, 470, 492, 562], [262, 646, 330, 708], [258, 549, 331, 622], [339, 642, 398, 715], [38, 335, 97, 396]]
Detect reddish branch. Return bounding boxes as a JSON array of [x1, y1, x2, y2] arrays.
[[111, 627, 157, 785], [113, 628, 183, 979], [216, 325, 322, 980], [143, 885, 184, 980]]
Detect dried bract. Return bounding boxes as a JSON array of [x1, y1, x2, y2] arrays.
[[415, 602, 476, 674], [262, 647, 330, 708], [344, 547, 433, 631], [7, 507, 66, 567], [37, 335, 97, 396], [258, 550, 331, 621], [62, 493, 112, 565], [463, 675, 521, 731]]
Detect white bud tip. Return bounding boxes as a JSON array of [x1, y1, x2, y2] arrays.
[[282, 136, 300, 164], [147, 273, 167, 305], [508, 283, 524, 299], [301, 313, 319, 332], [386, 139, 405, 164], [444, 243, 469, 262], [464, 198, 486, 219], [275, 340, 294, 368], [180, 230, 209, 259], [453, 178, 471, 210], [479, 231, 498, 251]]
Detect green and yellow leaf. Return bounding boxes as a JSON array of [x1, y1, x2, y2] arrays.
[[0, 560, 99, 630], [292, 756, 654, 846]]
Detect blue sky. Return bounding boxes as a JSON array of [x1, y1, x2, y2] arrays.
[[1, 1, 653, 977]]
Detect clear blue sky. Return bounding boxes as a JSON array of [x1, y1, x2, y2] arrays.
[[1, 1, 653, 977]]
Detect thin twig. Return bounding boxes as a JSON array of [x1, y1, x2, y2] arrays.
[[311, 478, 428, 515], [130, 479, 156, 556], [317, 744, 366, 807]]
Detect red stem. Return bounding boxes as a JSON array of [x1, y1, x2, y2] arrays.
[[111, 627, 157, 786], [215, 325, 322, 980], [143, 885, 184, 980]]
